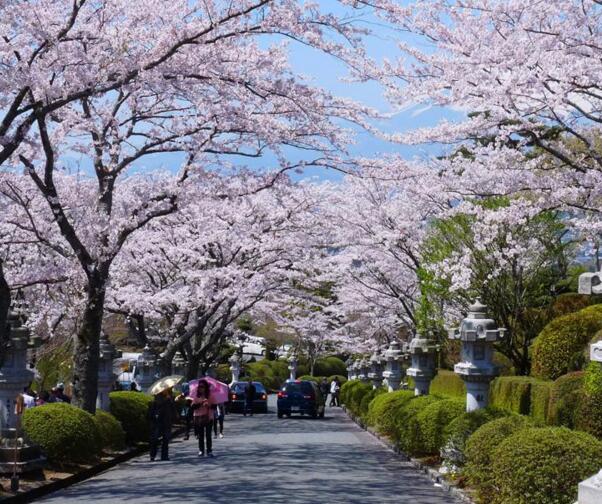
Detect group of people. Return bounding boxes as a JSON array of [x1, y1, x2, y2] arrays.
[[18, 383, 71, 411], [320, 377, 341, 407], [147, 379, 226, 462]]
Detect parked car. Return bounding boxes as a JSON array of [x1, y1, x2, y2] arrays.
[[277, 380, 325, 419], [227, 381, 268, 413]]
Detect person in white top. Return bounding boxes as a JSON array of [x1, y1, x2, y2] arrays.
[[329, 378, 341, 407]]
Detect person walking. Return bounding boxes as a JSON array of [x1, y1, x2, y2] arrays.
[[319, 378, 329, 406], [214, 402, 225, 439], [329, 378, 341, 407], [188, 380, 214, 457], [148, 389, 177, 461], [243, 380, 256, 417]]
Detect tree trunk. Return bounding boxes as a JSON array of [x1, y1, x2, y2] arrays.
[[72, 276, 106, 413], [0, 260, 10, 366], [186, 358, 200, 381]]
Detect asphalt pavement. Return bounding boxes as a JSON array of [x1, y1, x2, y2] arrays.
[[40, 396, 458, 503]]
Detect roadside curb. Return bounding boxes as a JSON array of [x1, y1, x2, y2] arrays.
[[342, 406, 475, 504], [0, 427, 186, 504]]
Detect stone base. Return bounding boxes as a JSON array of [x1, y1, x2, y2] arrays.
[[578, 471, 602, 504]]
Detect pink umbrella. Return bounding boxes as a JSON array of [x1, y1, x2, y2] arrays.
[[188, 376, 229, 405]]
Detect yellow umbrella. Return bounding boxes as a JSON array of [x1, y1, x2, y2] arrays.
[[148, 375, 184, 396]]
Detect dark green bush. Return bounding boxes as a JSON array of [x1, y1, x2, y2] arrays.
[[532, 304, 602, 380], [327, 374, 347, 385], [490, 376, 534, 415], [340, 379, 359, 406], [314, 356, 347, 377], [366, 390, 415, 436], [416, 398, 465, 455], [22, 403, 101, 464], [215, 363, 231, 383], [465, 415, 534, 501], [246, 359, 290, 390], [396, 395, 441, 453], [441, 408, 506, 467], [492, 427, 602, 504], [359, 388, 385, 421], [298, 375, 322, 384], [429, 370, 466, 398], [551, 292, 595, 318], [547, 371, 584, 428], [575, 362, 602, 438], [348, 382, 373, 416], [530, 380, 553, 425], [94, 410, 126, 451], [109, 391, 153, 443]]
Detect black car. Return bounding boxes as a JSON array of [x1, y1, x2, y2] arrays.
[[277, 380, 325, 419], [227, 381, 268, 413]]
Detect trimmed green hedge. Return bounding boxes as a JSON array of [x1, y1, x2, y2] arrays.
[[532, 304, 602, 380], [416, 398, 465, 454], [340, 379, 359, 406], [358, 388, 385, 420], [348, 382, 373, 416], [366, 390, 415, 435], [246, 359, 290, 391], [492, 427, 602, 504], [109, 391, 153, 444], [548, 371, 584, 428], [575, 362, 602, 438], [22, 403, 101, 464], [298, 375, 321, 384], [94, 410, 126, 451], [429, 370, 466, 398], [490, 376, 553, 424], [397, 395, 441, 453], [314, 356, 347, 377], [465, 415, 534, 500]]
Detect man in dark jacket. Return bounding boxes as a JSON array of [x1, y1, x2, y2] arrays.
[[243, 380, 256, 417], [319, 378, 329, 406], [148, 389, 177, 461]]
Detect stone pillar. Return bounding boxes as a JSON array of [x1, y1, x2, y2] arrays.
[[382, 341, 403, 392], [448, 300, 505, 412], [229, 353, 241, 385], [96, 333, 116, 411], [171, 351, 186, 376], [136, 345, 159, 393], [0, 311, 34, 429], [288, 355, 298, 381], [345, 358, 355, 381], [406, 333, 437, 396], [368, 351, 384, 389]]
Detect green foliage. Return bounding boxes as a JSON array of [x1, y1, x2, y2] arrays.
[[492, 427, 602, 504], [551, 292, 594, 318], [33, 344, 73, 393], [339, 379, 358, 406], [429, 370, 466, 398], [575, 362, 602, 438], [348, 382, 373, 416], [416, 398, 465, 455], [109, 391, 153, 444], [22, 403, 101, 464], [215, 363, 231, 383], [442, 408, 506, 467], [465, 415, 534, 501], [547, 371, 584, 428], [298, 375, 321, 383], [366, 390, 415, 436], [397, 395, 441, 453], [359, 388, 385, 421], [314, 356, 347, 377], [245, 359, 289, 390], [532, 304, 602, 380], [490, 376, 553, 423], [327, 375, 347, 385], [94, 410, 126, 451]]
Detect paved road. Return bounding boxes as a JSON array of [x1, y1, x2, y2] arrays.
[[41, 397, 457, 504]]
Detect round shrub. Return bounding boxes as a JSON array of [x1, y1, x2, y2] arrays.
[[441, 408, 506, 467], [298, 375, 322, 384], [551, 292, 593, 318], [94, 410, 126, 451], [22, 403, 101, 464], [548, 371, 584, 428], [349, 382, 373, 416], [429, 370, 466, 398], [492, 427, 602, 504], [366, 390, 415, 436], [340, 379, 360, 406], [396, 395, 441, 453], [109, 391, 153, 443], [575, 362, 602, 438], [465, 415, 534, 499], [416, 398, 465, 455], [359, 388, 385, 421], [314, 356, 347, 377], [532, 304, 602, 380]]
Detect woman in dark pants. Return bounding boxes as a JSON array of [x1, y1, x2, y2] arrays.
[[214, 403, 225, 438], [188, 380, 214, 457]]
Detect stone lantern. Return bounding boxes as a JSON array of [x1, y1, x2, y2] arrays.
[[171, 351, 186, 376], [136, 345, 159, 393], [448, 300, 506, 412], [406, 333, 438, 396], [0, 311, 35, 429], [96, 332, 116, 411], [368, 351, 384, 389], [345, 358, 355, 380], [228, 353, 241, 385], [382, 341, 403, 392], [288, 354, 298, 381], [356, 358, 368, 383]]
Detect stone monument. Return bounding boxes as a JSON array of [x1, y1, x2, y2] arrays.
[[171, 351, 186, 376], [96, 332, 116, 411], [288, 354, 298, 381], [136, 345, 159, 393], [368, 351, 384, 389], [357, 358, 370, 383], [448, 300, 506, 411], [229, 353, 241, 385], [406, 332, 438, 396], [382, 341, 403, 392]]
